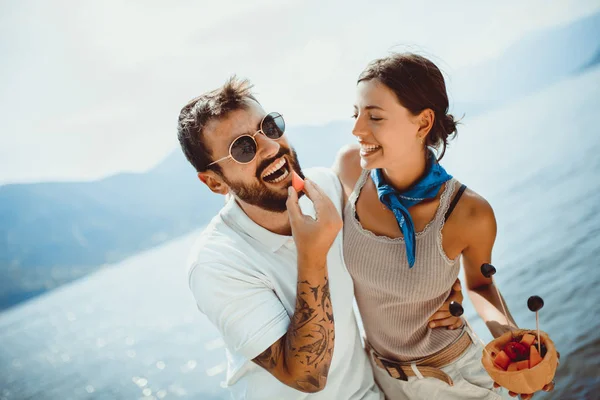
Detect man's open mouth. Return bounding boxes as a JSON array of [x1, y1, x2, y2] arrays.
[[261, 157, 290, 183]]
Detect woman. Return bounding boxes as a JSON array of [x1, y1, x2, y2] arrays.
[[334, 53, 553, 399]]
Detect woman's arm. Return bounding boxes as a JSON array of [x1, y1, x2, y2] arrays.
[[460, 192, 518, 338]]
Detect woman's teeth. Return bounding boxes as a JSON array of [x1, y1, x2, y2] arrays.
[[360, 144, 381, 155]]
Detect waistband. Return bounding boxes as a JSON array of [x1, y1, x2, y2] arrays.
[[366, 326, 476, 386]]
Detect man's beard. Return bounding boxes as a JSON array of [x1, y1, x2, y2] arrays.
[[223, 147, 304, 213]]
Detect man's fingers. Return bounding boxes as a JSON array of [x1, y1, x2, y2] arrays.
[[286, 186, 303, 222], [448, 318, 464, 330], [303, 180, 335, 216], [452, 278, 462, 292], [428, 310, 451, 323], [429, 316, 461, 329], [308, 178, 329, 198], [305, 180, 341, 226], [301, 179, 324, 203]]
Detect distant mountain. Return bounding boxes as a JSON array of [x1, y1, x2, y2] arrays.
[[0, 154, 221, 309], [1, 12, 599, 311], [0, 121, 353, 311]]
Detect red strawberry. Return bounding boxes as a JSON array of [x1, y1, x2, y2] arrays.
[[504, 341, 530, 361], [504, 342, 519, 360]]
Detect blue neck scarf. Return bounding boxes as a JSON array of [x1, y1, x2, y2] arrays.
[[370, 152, 452, 268]]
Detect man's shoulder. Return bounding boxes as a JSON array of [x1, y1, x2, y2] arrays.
[[303, 167, 342, 200], [186, 216, 252, 280]]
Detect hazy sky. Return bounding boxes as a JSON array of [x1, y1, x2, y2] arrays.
[[1, 0, 599, 184]]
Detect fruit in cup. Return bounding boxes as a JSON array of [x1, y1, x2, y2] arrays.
[[504, 341, 529, 361], [492, 333, 549, 371], [516, 360, 530, 370], [529, 346, 543, 368], [484, 329, 558, 395], [494, 351, 511, 370], [520, 333, 536, 348]]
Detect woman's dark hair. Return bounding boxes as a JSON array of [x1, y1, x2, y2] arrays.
[[358, 53, 458, 160]]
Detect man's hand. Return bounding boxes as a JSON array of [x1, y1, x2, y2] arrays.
[[251, 179, 340, 393], [428, 278, 464, 329], [287, 179, 343, 259]]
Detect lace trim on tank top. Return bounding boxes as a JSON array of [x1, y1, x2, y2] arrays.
[[347, 169, 458, 263]]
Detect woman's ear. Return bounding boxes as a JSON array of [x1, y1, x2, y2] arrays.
[[417, 108, 435, 139], [198, 171, 230, 195]]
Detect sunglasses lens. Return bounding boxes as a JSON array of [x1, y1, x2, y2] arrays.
[[262, 112, 285, 139], [231, 135, 257, 163]]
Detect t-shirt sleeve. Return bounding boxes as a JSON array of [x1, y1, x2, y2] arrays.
[[188, 261, 290, 361]]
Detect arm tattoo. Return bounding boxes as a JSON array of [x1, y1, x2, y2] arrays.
[[253, 275, 335, 393]]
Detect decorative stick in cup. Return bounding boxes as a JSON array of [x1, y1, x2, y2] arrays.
[[449, 301, 493, 359], [527, 296, 544, 355], [481, 263, 514, 329], [479, 265, 558, 395]]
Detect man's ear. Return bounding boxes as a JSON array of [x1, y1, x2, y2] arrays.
[[198, 170, 230, 195], [417, 108, 435, 138]]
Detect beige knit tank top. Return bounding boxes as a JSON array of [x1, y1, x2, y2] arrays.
[[343, 169, 462, 362]]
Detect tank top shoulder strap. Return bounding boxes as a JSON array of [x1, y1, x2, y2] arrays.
[[444, 183, 467, 222], [348, 168, 370, 209], [433, 178, 458, 227]]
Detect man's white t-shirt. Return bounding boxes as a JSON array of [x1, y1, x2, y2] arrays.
[[187, 167, 382, 400]]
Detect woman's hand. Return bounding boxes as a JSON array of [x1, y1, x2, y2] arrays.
[[493, 379, 556, 399]]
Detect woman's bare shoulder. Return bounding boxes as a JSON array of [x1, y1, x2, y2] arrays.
[[332, 143, 364, 190], [450, 183, 496, 237]]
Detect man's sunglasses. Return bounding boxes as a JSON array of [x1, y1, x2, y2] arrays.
[[208, 112, 285, 166]]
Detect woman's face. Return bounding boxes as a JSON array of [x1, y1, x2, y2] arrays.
[[352, 79, 425, 170]]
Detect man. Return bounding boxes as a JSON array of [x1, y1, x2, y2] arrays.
[[177, 77, 462, 399]]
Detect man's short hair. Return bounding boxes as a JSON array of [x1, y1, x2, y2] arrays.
[[177, 76, 258, 173]]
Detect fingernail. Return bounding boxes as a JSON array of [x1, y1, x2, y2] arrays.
[[288, 187, 293, 196], [429, 322, 435, 328], [448, 326, 454, 330]]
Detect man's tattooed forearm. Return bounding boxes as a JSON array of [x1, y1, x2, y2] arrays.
[[254, 342, 280, 370], [288, 277, 334, 368], [252, 276, 334, 392]]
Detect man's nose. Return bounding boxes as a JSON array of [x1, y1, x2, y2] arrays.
[[255, 132, 280, 160]]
